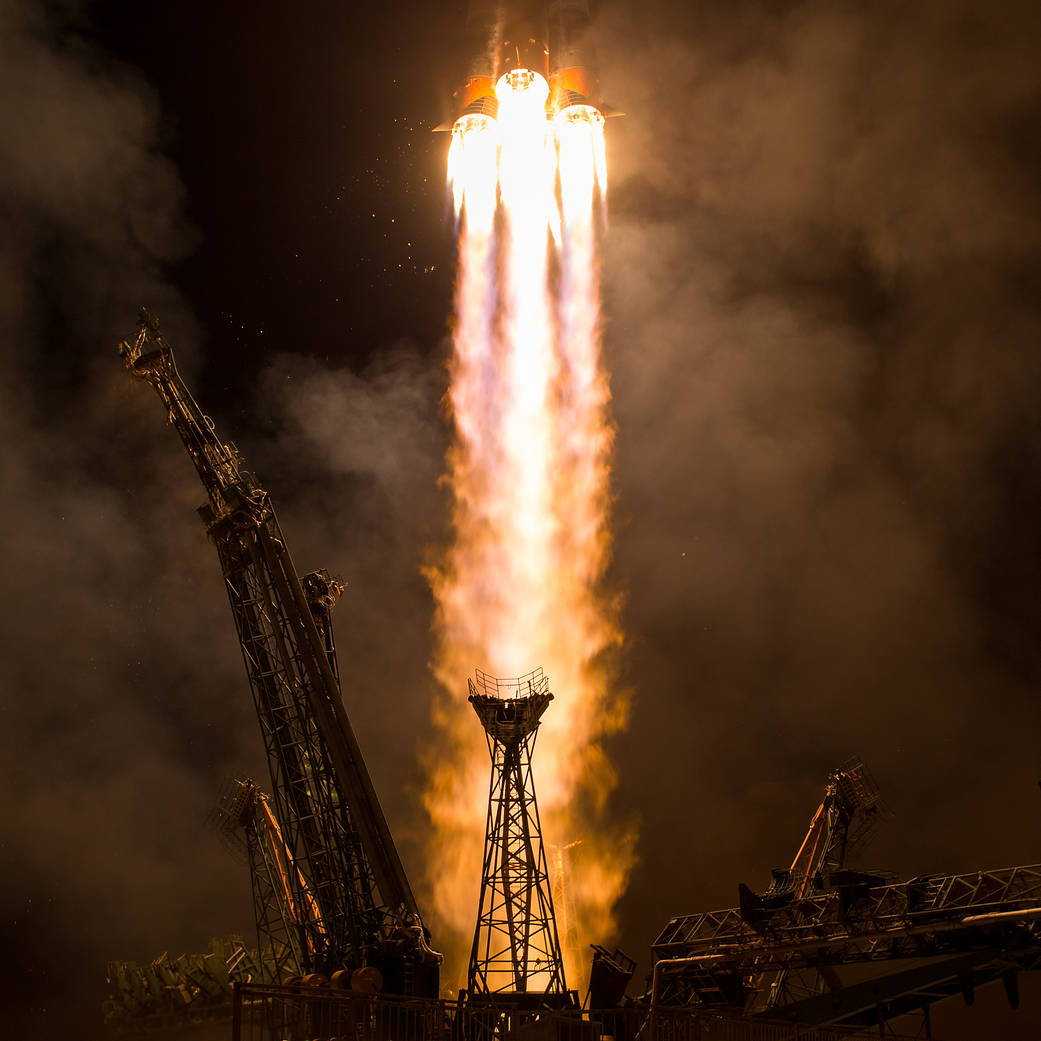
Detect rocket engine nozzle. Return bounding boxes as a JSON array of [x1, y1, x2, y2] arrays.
[[454, 75, 499, 123], [550, 66, 602, 120], [439, 2, 618, 131]]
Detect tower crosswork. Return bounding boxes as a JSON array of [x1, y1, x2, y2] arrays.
[[650, 763, 1041, 1033], [214, 778, 315, 983], [119, 310, 440, 995], [740, 759, 888, 1012], [467, 668, 570, 1004]]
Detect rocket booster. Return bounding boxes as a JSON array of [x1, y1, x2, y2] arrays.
[[440, 0, 609, 131], [546, 0, 605, 122]]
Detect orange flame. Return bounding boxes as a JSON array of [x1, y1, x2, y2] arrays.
[[426, 74, 634, 994]]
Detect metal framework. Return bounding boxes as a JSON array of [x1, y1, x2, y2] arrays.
[[119, 310, 439, 995], [104, 935, 270, 1033], [783, 759, 887, 897], [229, 982, 928, 1041], [651, 764, 1041, 1033], [214, 778, 313, 983], [738, 760, 889, 1013], [467, 668, 569, 1003]]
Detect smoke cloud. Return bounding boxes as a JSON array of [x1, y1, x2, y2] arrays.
[[0, 2, 254, 1036], [252, 345, 448, 853], [592, 0, 1041, 1034]]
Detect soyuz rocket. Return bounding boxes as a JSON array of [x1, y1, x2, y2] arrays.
[[439, 0, 612, 131]]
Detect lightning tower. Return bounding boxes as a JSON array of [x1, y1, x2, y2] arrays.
[[467, 668, 570, 1005]]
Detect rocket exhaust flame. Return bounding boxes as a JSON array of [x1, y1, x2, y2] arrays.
[[448, 114, 498, 233], [427, 66, 633, 991]]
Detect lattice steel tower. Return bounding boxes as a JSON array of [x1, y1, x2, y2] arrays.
[[468, 668, 569, 1003], [118, 310, 440, 996]]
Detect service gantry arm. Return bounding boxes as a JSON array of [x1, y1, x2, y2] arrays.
[[653, 863, 1041, 1029], [734, 759, 888, 1011], [650, 764, 1041, 1032], [119, 310, 439, 993]]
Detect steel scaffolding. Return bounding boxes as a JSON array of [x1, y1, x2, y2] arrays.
[[467, 668, 570, 1004], [119, 310, 439, 996]]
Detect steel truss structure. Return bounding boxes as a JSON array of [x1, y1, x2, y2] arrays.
[[651, 764, 1041, 1034], [230, 982, 927, 1041], [214, 778, 313, 982], [105, 936, 271, 1033], [467, 668, 570, 1003], [119, 311, 439, 996]]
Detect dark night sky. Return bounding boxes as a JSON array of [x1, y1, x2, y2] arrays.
[[3, 1, 1041, 1038]]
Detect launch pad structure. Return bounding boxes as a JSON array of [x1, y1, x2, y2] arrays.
[[467, 668, 572, 1006], [116, 310, 440, 1000], [109, 311, 1041, 1041]]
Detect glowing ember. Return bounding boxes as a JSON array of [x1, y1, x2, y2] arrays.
[[427, 71, 633, 991]]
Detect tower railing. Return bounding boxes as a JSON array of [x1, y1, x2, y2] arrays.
[[469, 667, 550, 699]]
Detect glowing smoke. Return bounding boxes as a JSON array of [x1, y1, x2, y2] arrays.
[[425, 71, 634, 991]]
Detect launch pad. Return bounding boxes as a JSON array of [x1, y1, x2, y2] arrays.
[[107, 311, 1041, 1041]]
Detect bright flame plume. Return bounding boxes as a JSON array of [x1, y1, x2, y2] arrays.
[[426, 72, 634, 992]]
